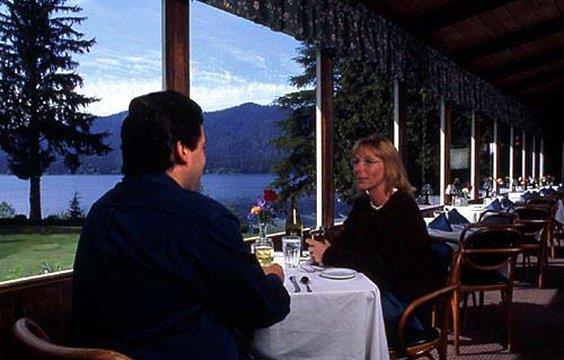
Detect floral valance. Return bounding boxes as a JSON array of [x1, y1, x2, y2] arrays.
[[198, 0, 539, 132]]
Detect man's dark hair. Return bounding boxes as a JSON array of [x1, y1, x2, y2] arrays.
[[121, 90, 204, 177]]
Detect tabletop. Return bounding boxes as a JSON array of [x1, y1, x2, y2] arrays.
[[253, 257, 389, 360]]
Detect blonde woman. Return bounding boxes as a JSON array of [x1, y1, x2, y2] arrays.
[[308, 136, 437, 344]]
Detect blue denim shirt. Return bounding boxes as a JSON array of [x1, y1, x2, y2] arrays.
[[70, 174, 290, 359]]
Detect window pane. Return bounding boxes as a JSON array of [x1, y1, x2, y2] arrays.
[[450, 107, 471, 188], [189, 2, 309, 235], [478, 116, 494, 196], [333, 61, 393, 223], [498, 122, 511, 190], [405, 88, 440, 205], [0, 0, 162, 282], [514, 130, 523, 185]]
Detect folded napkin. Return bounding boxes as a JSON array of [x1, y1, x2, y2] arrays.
[[448, 208, 470, 224], [539, 188, 549, 196], [500, 197, 514, 209], [428, 212, 453, 231], [484, 198, 503, 211]]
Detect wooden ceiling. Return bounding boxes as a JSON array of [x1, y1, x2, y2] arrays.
[[356, 0, 563, 130]]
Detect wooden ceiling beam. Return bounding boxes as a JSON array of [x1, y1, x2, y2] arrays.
[[454, 17, 564, 60], [482, 47, 564, 80], [410, 0, 515, 33], [519, 83, 564, 104], [516, 79, 564, 96], [500, 67, 564, 93]]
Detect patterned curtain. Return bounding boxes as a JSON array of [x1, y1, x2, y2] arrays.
[[198, 0, 538, 132]]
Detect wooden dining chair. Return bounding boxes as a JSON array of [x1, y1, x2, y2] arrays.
[[513, 206, 551, 288], [527, 197, 561, 257], [479, 210, 518, 225], [396, 284, 458, 360], [13, 318, 131, 360], [451, 224, 523, 354]]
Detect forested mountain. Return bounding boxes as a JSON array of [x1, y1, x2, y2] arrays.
[[0, 103, 289, 175]]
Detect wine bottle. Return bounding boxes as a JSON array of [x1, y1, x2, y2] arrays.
[[285, 196, 303, 237]]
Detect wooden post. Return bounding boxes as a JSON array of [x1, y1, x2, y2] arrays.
[[393, 77, 406, 164], [440, 96, 451, 205], [493, 119, 498, 192], [163, 0, 189, 95], [540, 138, 545, 177], [509, 126, 514, 189], [316, 48, 335, 230], [522, 130, 527, 179], [532, 135, 536, 179], [470, 111, 480, 200]]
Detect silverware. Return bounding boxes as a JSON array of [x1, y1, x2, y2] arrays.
[[300, 276, 312, 292], [289, 276, 301, 293]]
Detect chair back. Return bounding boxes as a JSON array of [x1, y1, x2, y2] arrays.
[[13, 318, 131, 359], [397, 284, 458, 358], [479, 210, 518, 224], [528, 197, 558, 207], [458, 224, 523, 272], [514, 206, 550, 220]]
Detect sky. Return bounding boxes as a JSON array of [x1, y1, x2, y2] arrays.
[[70, 0, 302, 116]]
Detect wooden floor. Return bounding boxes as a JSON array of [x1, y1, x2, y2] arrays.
[[444, 249, 564, 359]]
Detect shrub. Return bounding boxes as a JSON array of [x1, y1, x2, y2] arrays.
[[0, 201, 16, 218]]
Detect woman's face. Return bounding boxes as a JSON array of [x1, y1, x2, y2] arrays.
[[352, 145, 387, 194]]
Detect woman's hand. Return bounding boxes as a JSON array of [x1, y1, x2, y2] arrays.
[[306, 238, 330, 263]]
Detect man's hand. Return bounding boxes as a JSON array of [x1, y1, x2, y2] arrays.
[[263, 263, 284, 282], [306, 238, 330, 263]]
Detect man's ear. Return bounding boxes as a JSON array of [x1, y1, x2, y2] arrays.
[[173, 141, 191, 166]]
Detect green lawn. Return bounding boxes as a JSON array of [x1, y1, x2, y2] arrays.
[[0, 226, 275, 283], [0, 229, 80, 282]]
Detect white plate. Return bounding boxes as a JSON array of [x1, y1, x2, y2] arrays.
[[319, 268, 357, 280]]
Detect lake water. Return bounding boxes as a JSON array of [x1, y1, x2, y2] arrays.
[[0, 174, 276, 217]]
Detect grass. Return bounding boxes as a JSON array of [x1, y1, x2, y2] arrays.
[[0, 225, 282, 283], [0, 229, 80, 282]]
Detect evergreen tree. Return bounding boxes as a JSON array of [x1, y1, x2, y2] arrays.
[[0, 0, 109, 220], [272, 43, 392, 204], [66, 190, 84, 219]]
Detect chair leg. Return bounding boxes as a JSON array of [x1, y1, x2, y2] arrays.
[[506, 288, 514, 352], [462, 293, 469, 327], [438, 303, 450, 360], [452, 290, 461, 355], [538, 249, 546, 289]]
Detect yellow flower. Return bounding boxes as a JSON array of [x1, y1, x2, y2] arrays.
[[250, 206, 262, 215]]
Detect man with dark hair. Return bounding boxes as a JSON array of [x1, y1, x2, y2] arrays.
[[70, 90, 290, 359]]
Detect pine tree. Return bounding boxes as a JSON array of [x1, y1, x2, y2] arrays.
[[0, 0, 109, 220], [66, 190, 84, 219]]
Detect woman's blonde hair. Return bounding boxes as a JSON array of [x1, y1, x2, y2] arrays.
[[351, 135, 415, 195]]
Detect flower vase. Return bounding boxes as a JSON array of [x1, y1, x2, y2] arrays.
[[255, 222, 274, 266]]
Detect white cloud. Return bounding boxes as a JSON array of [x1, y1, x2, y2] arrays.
[[191, 81, 297, 111], [80, 77, 162, 116], [78, 65, 298, 116]]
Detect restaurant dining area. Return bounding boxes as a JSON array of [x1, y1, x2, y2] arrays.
[[1, 0, 564, 359]]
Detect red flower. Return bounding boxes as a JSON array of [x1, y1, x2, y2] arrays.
[[263, 188, 278, 202]]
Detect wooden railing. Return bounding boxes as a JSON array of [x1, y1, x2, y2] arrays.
[[0, 271, 73, 359]]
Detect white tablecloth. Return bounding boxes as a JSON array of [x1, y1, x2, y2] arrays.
[[556, 200, 564, 225], [253, 263, 389, 360], [444, 204, 485, 223]]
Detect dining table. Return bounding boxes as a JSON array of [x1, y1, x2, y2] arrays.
[[253, 254, 389, 360]]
